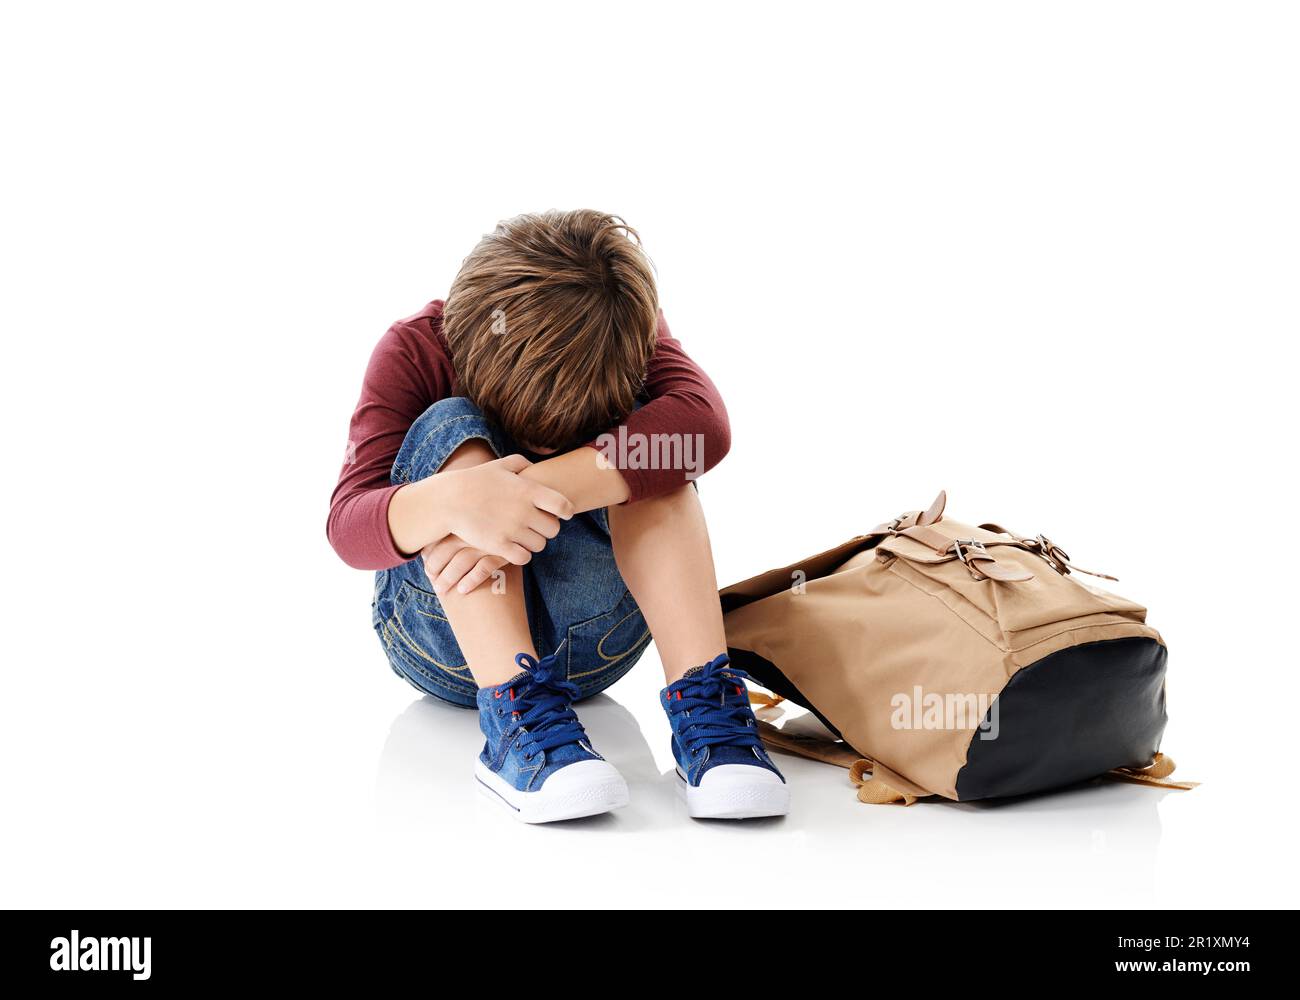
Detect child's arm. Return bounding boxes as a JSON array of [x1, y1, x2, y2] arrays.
[[418, 447, 630, 595], [581, 310, 730, 500], [520, 446, 630, 507], [328, 308, 576, 570], [424, 313, 729, 594], [386, 453, 576, 562]]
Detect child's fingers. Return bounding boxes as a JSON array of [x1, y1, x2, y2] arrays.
[[528, 484, 575, 520], [456, 556, 507, 595], [530, 512, 562, 539], [498, 541, 533, 566], [513, 527, 548, 554], [434, 547, 482, 594], [496, 454, 532, 473], [420, 537, 462, 585]]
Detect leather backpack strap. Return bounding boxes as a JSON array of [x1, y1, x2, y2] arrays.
[[894, 524, 1036, 582], [917, 489, 947, 525], [849, 759, 919, 806], [757, 719, 1196, 800], [978, 524, 1118, 582], [754, 718, 861, 768], [754, 719, 921, 805], [869, 490, 948, 534], [1106, 753, 1198, 791]]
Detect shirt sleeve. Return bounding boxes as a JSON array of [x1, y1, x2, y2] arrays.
[[586, 310, 731, 502], [326, 322, 447, 570]]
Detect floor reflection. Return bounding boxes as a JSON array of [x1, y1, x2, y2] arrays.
[[375, 690, 675, 831], [376, 689, 1170, 904]]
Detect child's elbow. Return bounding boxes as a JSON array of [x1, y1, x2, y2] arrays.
[[702, 405, 732, 470], [326, 507, 370, 571]]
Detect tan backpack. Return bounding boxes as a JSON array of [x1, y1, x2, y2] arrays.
[[720, 491, 1196, 804]]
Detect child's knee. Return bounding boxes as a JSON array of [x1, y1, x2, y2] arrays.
[[440, 438, 497, 472], [390, 396, 506, 483], [607, 482, 701, 534], [635, 483, 700, 511]]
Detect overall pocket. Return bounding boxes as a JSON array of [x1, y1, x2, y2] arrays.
[[561, 589, 651, 693], [384, 579, 476, 697]]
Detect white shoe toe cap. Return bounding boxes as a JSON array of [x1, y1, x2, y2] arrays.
[[697, 763, 786, 790], [538, 758, 627, 795], [686, 763, 789, 819]]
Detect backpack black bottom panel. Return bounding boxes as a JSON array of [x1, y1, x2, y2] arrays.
[[955, 636, 1168, 801]]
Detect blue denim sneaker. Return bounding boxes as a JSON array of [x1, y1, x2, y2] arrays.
[[661, 654, 788, 819], [475, 652, 628, 824]]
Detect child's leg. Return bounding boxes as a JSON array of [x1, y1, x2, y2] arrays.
[[610, 484, 788, 819], [425, 439, 630, 823], [379, 398, 629, 822], [606, 484, 728, 683], [432, 440, 537, 687]]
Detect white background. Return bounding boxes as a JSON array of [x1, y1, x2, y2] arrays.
[[2, 1, 1296, 908]]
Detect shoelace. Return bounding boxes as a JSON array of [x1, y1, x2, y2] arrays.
[[499, 653, 586, 762], [664, 654, 762, 757]]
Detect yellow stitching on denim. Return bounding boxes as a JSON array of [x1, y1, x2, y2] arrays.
[[395, 650, 477, 697], [596, 606, 649, 662], [569, 631, 651, 680], [389, 616, 471, 674], [410, 420, 498, 475], [396, 581, 449, 622]]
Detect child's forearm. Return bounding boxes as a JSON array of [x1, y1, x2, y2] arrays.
[[392, 444, 626, 578], [419, 446, 631, 596], [387, 475, 454, 557], [519, 446, 630, 511], [387, 443, 575, 560]]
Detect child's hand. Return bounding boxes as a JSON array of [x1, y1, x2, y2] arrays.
[[434, 454, 574, 566], [421, 537, 509, 596]]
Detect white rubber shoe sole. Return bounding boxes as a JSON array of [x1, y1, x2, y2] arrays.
[[475, 758, 629, 824], [676, 764, 790, 819]]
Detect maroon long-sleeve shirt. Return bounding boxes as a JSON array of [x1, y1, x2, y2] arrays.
[[327, 300, 731, 570]]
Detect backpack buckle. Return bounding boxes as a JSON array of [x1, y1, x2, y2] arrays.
[[951, 538, 988, 564], [952, 538, 991, 579], [1034, 534, 1071, 574]]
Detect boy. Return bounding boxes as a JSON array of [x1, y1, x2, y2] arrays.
[[328, 210, 786, 823]]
